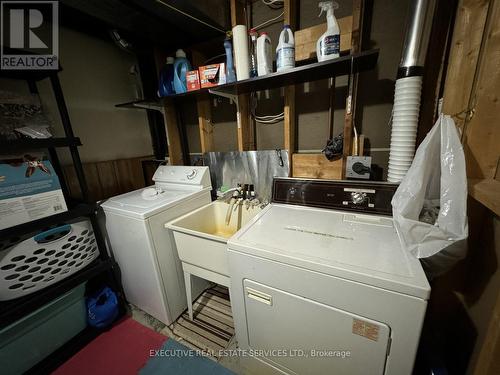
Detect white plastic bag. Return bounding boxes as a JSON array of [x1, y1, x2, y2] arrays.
[[391, 114, 468, 277]]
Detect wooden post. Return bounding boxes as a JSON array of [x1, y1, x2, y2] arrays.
[[284, 0, 296, 174], [197, 94, 214, 152], [342, 0, 364, 177], [162, 98, 184, 165], [191, 49, 215, 153], [230, 0, 255, 151]]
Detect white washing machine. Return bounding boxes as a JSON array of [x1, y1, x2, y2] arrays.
[[101, 166, 211, 325], [228, 178, 431, 375]]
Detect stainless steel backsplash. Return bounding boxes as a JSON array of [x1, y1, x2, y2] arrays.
[[203, 150, 290, 201]]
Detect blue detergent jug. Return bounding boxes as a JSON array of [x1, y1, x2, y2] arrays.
[[87, 286, 119, 328], [224, 36, 237, 83], [173, 49, 192, 94], [158, 57, 175, 97]]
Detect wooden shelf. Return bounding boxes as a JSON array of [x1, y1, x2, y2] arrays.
[[115, 100, 164, 112], [0, 137, 82, 153], [115, 49, 379, 108], [469, 179, 500, 216], [215, 49, 379, 95]]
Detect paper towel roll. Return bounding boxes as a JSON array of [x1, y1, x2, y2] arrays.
[[232, 25, 250, 81]]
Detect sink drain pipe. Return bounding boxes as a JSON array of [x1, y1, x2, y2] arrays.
[[387, 0, 436, 183]]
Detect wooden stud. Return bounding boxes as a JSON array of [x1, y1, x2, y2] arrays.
[[230, 0, 255, 151], [342, 0, 363, 170], [284, 0, 296, 174], [230, 0, 245, 25], [197, 93, 214, 152], [191, 49, 215, 153], [162, 98, 184, 165], [236, 97, 255, 150], [284, 84, 296, 153]]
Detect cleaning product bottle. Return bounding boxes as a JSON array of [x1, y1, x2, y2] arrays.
[[316, 1, 340, 62], [249, 28, 258, 77], [173, 49, 192, 94], [257, 32, 272, 76], [158, 57, 175, 97], [224, 33, 237, 83], [276, 25, 295, 72]]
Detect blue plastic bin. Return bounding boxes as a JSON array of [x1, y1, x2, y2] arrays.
[[0, 282, 88, 374]]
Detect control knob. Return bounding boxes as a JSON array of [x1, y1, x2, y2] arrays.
[[351, 191, 367, 205], [185, 169, 197, 180]]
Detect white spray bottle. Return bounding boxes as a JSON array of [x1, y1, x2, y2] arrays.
[[316, 1, 340, 62]]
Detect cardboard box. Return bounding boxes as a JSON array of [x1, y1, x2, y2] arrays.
[[0, 157, 67, 230], [199, 63, 226, 88], [186, 70, 200, 91]]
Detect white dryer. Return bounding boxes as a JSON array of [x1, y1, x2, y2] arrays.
[[228, 178, 431, 375], [101, 166, 211, 325]]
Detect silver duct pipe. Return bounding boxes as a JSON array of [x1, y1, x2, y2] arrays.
[[400, 0, 436, 69], [387, 0, 436, 183]]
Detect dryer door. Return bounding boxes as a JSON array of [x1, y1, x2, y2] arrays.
[[243, 280, 391, 375]]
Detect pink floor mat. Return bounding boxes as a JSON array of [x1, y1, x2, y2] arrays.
[[53, 317, 167, 375]]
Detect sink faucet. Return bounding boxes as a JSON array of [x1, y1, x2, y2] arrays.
[[217, 186, 243, 203], [219, 184, 246, 225]]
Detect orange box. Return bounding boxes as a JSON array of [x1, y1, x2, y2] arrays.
[[186, 70, 200, 91], [199, 63, 226, 88]]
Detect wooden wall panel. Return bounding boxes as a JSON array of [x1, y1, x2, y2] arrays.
[[461, 0, 500, 180], [95, 161, 120, 199], [442, 0, 490, 134], [113, 158, 146, 192], [292, 154, 342, 179], [295, 16, 353, 61], [432, 1, 500, 374], [62, 156, 152, 202]]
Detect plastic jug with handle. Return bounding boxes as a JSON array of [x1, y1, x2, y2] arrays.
[[173, 49, 192, 94], [276, 25, 295, 72]]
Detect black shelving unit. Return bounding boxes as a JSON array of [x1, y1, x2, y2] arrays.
[[0, 69, 125, 370], [0, 137, 82, 153]]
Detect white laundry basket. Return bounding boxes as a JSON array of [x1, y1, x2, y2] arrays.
[[0, 220, 100, 300]]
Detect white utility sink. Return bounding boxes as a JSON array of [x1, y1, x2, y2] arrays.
[[166, 200, 261, 319]]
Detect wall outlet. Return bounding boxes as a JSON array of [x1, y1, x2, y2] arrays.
[[346, 156, 372, 179]]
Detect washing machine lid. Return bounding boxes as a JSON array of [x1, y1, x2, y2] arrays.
[[228, 204, 430, 299], [101, 165, 212, 219], [101, 186, 208, 219]]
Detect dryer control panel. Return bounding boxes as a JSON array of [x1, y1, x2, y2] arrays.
[[272, 178, 398, 216]]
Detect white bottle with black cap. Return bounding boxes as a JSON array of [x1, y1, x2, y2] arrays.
[[276, 24, 295, 72]]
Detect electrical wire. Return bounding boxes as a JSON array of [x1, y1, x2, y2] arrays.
[[247, 0, 285, 124], [253, 11, 285, 30], [204, 53, 226, 64], [155, 0, 226, 34], [251, 93, 284, 124], [352, 123, 359, 156], [262, 0, 284, 9]]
